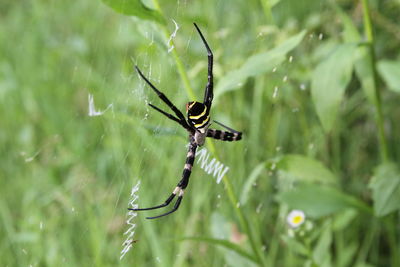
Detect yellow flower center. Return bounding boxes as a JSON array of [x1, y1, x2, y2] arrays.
[[292, 215, 303, 225]]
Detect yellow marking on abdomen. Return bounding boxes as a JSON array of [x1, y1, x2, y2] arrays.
[[189, 107, 207, 120], [194, 115, 210, 128], [188, 102, 197, 109]]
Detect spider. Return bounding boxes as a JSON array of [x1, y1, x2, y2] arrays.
[[130, 23, 242, 219]]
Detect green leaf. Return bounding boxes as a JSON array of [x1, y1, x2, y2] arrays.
[[207, 212, 259, 265], [281, 235, 309, 256], [277, 183, 370, 218], [377, 60, 400, 93], [272, 0, 321, 26], [369, 162, 400, 216], [334, 3, 361, 43], [214, 30, 306, 101], [101, 0, 165, 25], [240, 163, 265, 205], [276, 154, 337, 184], [311, 43, 356, 132], [332, 209, 358, 231]]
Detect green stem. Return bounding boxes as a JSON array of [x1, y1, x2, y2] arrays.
[[206, 140, 265, 265], [151, 1, 264, 265], [356, 218, 377, 263], [152, 0, 196, 100], [260, 0, 274, 24], [384, 216, 400, 267], [361, 0, 388, 163]]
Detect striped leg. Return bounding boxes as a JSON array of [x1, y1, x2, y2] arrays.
[[206, 129, 242, 141], [206, 120, 242, 141], [129, 140, 198, 219]]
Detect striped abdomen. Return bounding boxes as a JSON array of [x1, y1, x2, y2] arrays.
[[187, 101, 210, 130]]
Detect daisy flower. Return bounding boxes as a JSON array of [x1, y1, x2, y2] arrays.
[[287, 210, 306, 228]]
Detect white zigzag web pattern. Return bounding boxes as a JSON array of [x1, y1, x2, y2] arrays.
[[120, 180, 140, 260], [195, 147, 229, 184]]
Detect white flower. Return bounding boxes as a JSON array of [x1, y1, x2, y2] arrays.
[[287, 210, 306, 228]]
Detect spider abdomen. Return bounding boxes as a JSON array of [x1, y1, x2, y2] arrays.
[[187, 101, 210, 130]]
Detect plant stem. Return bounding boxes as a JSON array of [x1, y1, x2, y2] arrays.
[[361, 0, 388, 163], [206, 140, 265, 265], [152, 0, 196, 100], [260, 0, 274, 24]]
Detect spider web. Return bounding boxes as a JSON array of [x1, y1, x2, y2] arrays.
[[2, 0, 333, 266]]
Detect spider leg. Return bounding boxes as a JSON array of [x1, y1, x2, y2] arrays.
[[193, 23, 213, 109], [206, 121, 242, 142], [206, 129, 242, 142], [148, 103, 193, 132], [129, 141, 198, 219], [146, 189, 183, 219], [129, 191, 176, 211], [135, 65, 190, 128], [213, 120, 241, 134]]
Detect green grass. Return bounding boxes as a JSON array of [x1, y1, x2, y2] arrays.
[[1, 0, 400, 266]]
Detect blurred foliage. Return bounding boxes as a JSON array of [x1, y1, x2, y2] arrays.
[[1, 0, 400, 266]]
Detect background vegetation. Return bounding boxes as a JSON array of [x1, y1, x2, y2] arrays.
[[1, 0, 400, 266]]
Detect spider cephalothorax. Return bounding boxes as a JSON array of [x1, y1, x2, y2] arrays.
[[129, 23, 242, 219]]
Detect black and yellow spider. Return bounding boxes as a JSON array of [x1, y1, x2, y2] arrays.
[[130, 23, 242, 219]]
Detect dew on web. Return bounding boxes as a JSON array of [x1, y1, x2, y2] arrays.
[[142, 99, 150, 121], [184, 33, 193, 52], [272, 86, 279, 98], [300, 83, 306, 91], [288, 55, 293, 63], [148, 31, 155, 46], [21, 150, 40, 163], [292, 108, 299, 113], [39, 221, 44, 230], [270, 162, 276, 170], [318, 33, 324, 40], [272, 67, 277, 73], [256, 203, 263, 214], [282, 75, 288, 82]]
